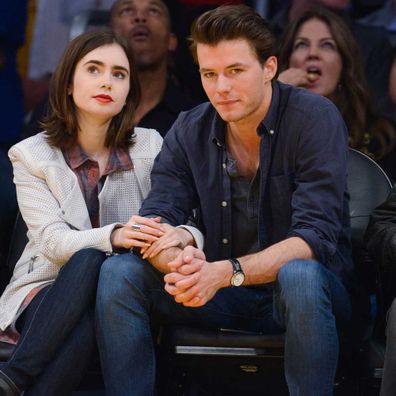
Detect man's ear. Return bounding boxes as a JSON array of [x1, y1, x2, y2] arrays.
[[264, 56, 278, 81], [168, 33, 178, 52]]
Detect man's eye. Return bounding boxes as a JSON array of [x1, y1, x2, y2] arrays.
[[148, 7, 161, 16], [229, 68, 242, 75], [202, 72, 215, 79], [120, 7, 134, 17]]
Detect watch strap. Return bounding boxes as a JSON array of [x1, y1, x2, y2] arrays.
[[229, 258, 242, 274]]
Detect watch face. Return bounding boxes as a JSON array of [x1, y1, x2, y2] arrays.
[[232, 272, 245, 287]]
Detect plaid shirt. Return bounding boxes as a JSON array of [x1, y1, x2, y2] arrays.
[[63, 144, 134, 228]]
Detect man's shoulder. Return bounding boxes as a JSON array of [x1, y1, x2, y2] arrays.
[[170, 102, 218, 135], [278, 82, 338, 116]]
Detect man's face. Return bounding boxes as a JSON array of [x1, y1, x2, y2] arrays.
[[197, 39, 277, 125], [111, 0, 177, 70]]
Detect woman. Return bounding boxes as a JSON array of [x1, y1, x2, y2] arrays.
[[0, 29, 197, 395], [278, 8, 396, 179]]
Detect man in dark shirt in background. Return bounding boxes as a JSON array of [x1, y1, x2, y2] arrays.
[[110, 0, 196, 136], [96, 5, 353, 395]]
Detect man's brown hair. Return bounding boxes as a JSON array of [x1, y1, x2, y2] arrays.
[[190, 4, 275, 65], [42, 29, 141, 149]]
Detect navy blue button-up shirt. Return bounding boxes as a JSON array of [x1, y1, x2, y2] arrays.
[[140, 81, 352, 283]]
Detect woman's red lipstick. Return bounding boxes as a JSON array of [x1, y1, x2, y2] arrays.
[[94, 94, 113, 103]]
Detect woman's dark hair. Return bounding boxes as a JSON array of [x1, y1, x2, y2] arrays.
[[278, 8, 395, 159], [189, 4, 275, 65], [42, 29, 141, 149]]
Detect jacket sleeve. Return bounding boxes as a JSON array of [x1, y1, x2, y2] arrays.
[[285, 100, 349, 266], [139, 116, 199, 226], [365, 189, 396, 270], [9, 145, 117, 266]]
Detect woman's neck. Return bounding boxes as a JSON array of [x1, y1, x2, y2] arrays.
[[77, 116, 111, 175]]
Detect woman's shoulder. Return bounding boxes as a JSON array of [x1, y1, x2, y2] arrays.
[[9, 132, 60, 163], [129, 127, 163, 158]]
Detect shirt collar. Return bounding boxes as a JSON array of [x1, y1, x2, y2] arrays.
[[63, 144, 134, 174]]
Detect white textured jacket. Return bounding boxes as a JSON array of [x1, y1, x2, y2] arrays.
[[0, 128, 163, 330]]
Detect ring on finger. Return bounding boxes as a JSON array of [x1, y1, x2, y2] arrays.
[[131, 223, 141, 231]]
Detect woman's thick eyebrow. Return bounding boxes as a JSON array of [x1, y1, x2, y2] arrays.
[[83, 60, 129, 74]]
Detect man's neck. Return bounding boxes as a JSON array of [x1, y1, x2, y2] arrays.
[[135, 63, 168, 124]]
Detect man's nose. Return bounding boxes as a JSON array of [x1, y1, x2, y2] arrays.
[[216, 74, 231, 93], [133, 10, 147, 23]]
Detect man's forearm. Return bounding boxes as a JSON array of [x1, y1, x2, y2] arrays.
[[217, 236, 314, 288], [147, 246, 182, 274]]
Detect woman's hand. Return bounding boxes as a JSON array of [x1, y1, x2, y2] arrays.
[[141, 224, 194, 259], [278, 67, 310, 87], [110, 215, 165, 250]]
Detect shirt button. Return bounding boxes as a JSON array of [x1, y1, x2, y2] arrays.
[[222, 163, 226, 169], [221, 201, 227, 207], [61, 210, 65, 215], [222, 238, 229, 244], [269, 129, 274, 135]]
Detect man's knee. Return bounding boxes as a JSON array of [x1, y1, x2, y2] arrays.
[[98, 253, 155, 301], [277, 260, 329, 306]]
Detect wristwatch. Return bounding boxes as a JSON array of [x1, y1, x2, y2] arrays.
[[229, 258, 245, 286]]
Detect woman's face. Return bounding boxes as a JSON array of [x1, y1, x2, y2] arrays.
[[289, 18, 343, 98], [70, 43, 130, 123]]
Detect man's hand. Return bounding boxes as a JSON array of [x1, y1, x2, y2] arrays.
[[141, 224, 194, 259], [164, 246, 227, 307]]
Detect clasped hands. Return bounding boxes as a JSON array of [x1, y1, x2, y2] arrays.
[[110, 215, 192, 257], [164, 246, 224, 308]]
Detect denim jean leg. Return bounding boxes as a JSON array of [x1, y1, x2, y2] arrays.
[[96, 253, 165, 396], [24, 308, 96, 396], [1, 248, 105, 390], [96, 253, 285, 396], [274, 259, 351, 396]]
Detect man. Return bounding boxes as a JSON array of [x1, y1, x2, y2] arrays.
[[96, 5, 353, 395], [110, 0, 196, 136], [365, 190, 396, 396]]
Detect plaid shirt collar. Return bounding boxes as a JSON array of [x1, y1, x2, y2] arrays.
[[63, 143, 134, 174]]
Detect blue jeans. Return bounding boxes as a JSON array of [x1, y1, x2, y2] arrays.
[[0, 248, 105, 395], [96, 253, 351, 396]]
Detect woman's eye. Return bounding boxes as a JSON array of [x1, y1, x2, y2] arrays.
[[322, 41, 336, 50], [293, 41, 308, 50], [113, 71, 126, 79], [87, 65, 99, 74]]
